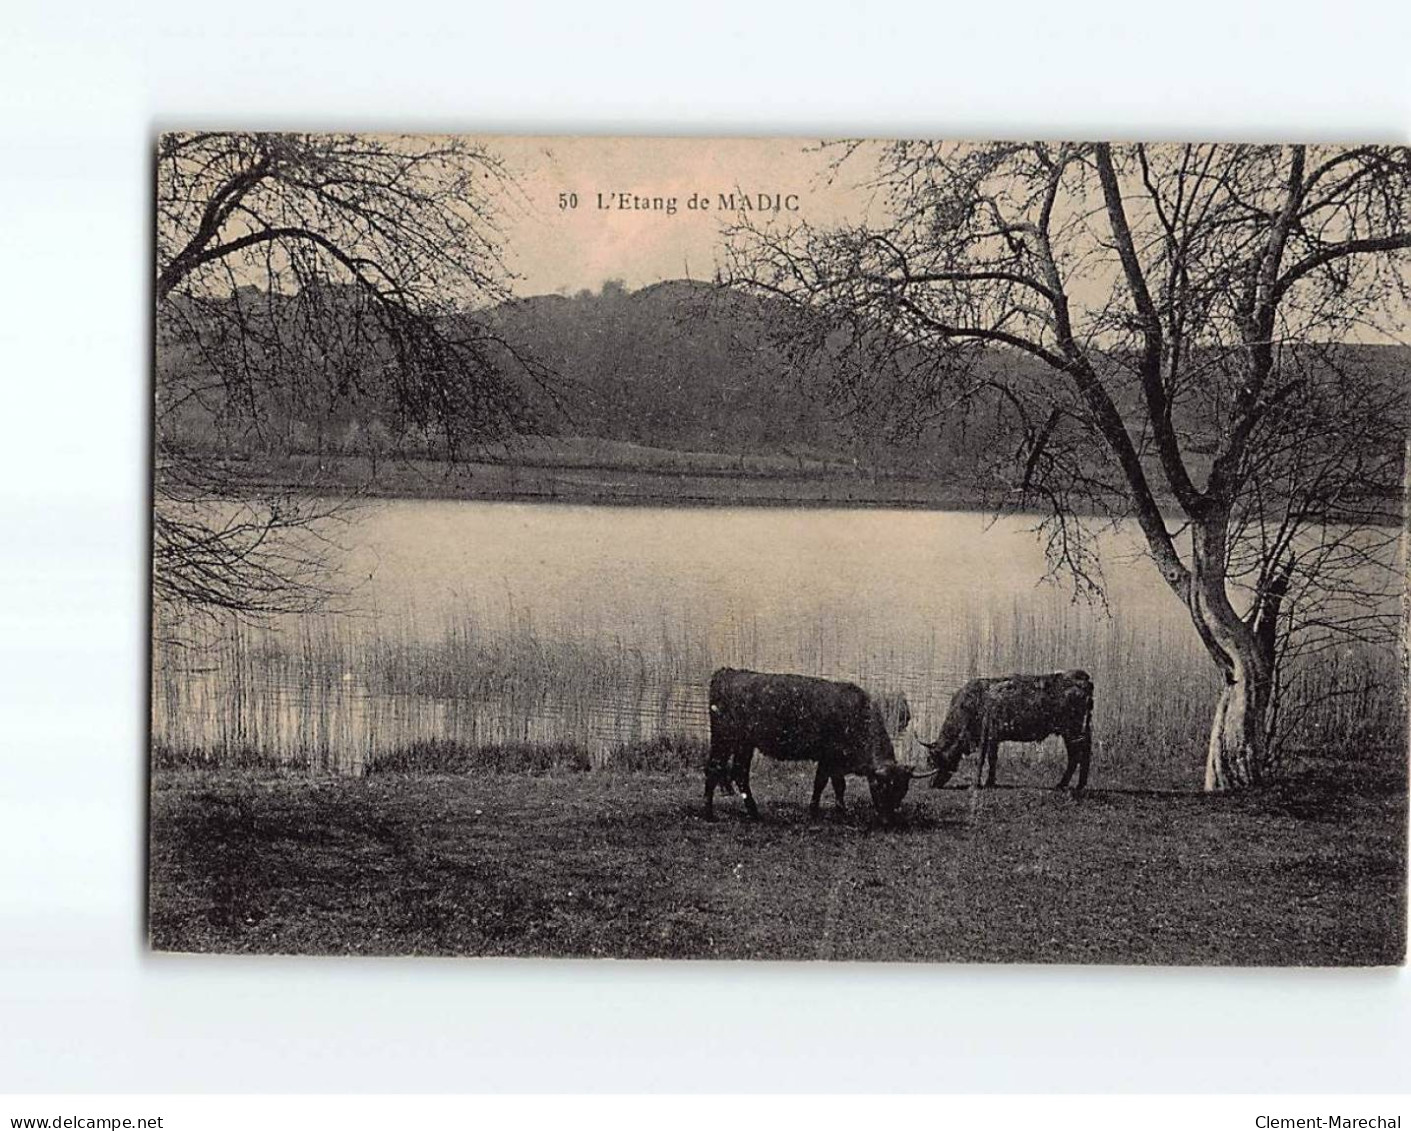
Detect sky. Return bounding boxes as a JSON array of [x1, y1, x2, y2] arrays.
[[481, 136, 884, 297], [476, 137, 1409, 345]]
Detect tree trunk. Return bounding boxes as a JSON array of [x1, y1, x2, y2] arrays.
[[1203, 651, 1270, 791], [1188, 514, 1275, 792]]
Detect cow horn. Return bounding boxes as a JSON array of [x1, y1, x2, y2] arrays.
[[906, 766, 941, 780]]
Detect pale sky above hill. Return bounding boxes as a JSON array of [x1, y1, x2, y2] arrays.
[[483, 136, 883, 297], [479, 137, 1408, 345]]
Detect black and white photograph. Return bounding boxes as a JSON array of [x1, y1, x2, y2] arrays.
[[145, 133, 1409, 965]]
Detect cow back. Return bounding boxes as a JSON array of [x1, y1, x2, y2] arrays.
[[709, 668, 894, 773], [980, 670, 1093, 742]]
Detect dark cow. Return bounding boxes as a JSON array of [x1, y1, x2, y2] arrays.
[[705, 668, 930, 822], [921, 670, 1094, 790]]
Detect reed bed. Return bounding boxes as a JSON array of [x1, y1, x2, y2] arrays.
[[150, 594, 1402, 789]]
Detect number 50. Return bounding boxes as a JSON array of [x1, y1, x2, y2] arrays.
[[558, 192, 578, 210]]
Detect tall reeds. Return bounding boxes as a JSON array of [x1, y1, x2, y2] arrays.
[[151, 591, 1402, 787]]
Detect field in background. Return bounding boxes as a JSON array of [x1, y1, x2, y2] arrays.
[[227, 440, 998, 509]]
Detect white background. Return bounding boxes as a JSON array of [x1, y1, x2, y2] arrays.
[[1, 0, 1408, 1095]]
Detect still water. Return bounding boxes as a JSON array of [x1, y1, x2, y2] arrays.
[[336, 501, 1191, 660]]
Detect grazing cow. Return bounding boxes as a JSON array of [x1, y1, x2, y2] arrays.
[[920, 670, 1094, 790], [705, 668, 931, 822]]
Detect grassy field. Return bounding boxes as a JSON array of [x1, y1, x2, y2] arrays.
[[148, 756, 1407, 965], [179, 439, 1411, 519], [218, 442, 1011, 510]]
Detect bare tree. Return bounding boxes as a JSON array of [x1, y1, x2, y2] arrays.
[[155, 132, 547, 622], [725, 142, 1410, 790]]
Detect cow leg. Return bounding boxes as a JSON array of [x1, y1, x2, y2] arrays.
[[1074, 731, 1092, 790], [704, 759, 723, 822], [1056, 729, 1093, 791], [704, 740, 733, 821], [705, 714, 734, 820], [974, 719, 995, 788], [734, 750, 760, 820], [832, 775, 847, 813], [809, 763, 830, 818], [1057, 733, 1079, 789]]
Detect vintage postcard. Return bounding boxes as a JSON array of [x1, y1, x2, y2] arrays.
[[149, 134, 1408, 963]]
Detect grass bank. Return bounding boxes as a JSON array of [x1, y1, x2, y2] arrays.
[[176, 438, 1408, 518], [148, 757, 1407, 964], [153, 733, 709, 775], [210, 442, 1020, 511]]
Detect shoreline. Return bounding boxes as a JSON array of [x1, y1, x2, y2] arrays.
[[203, 452, 1407, 524], [205, 449, 1022, 511]]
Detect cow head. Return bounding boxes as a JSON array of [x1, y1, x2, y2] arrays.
[[919, 738, 963, 788], [867, 763, 913, 820]]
